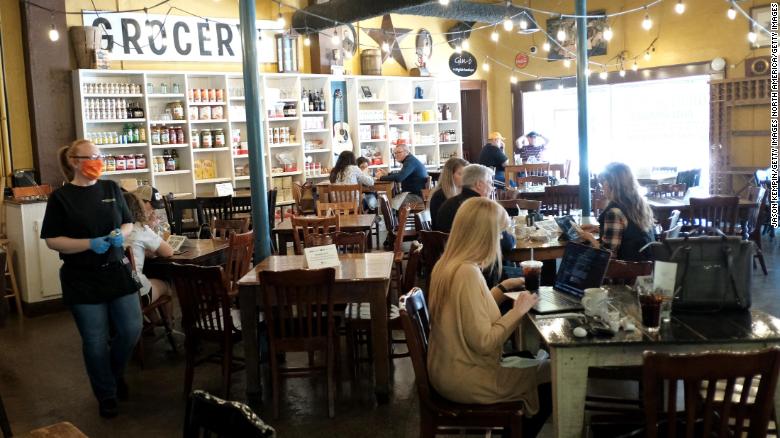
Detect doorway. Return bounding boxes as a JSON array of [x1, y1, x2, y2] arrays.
[[460, 80, 488, 162]]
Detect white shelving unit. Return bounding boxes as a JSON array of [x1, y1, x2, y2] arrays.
[[73, 70, 462, 201]]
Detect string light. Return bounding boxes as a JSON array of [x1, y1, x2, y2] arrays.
[[748, 31, 757, 44], [644, 50, 651, 61], [331, 29, 341, 45], [556, 27, 566, 41], [439, 0, 450, 5], [603, 26, 613, 41], [482, 60, 490, 72], [48, 23, 59, 41], [276, 13, 285, 27], [632, 61, 639, 71], [542, 41, 551, 52], [510, 74, 518, 84], [675, 0, 685, 15], [727, 4, 737, 20], [584, 67, 591, 76], [599, 69, 608, 80], [491, 29, 500, 42], [519, 14, 529, 30], [619, 68, 626, 77], [382, 41, 390, 52], [642, 12, 653, 30], [455, 44, 462, 54], [535, 82, 542, 90], [462, 39, 470, 50], [563, 59, 571, 68], [503, 17, 514, 32]]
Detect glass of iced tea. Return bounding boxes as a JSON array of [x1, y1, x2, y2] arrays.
[[639, 293, 664, 332], [520, 260, 543, 292]]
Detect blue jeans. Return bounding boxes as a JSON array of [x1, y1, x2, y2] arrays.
[[70, 293, 142, 402]]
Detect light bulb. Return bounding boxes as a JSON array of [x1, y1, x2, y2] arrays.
[[619, 69, 626, 77], [632, 61, 639, 71], [455, 45, 462, 54], [276, 14, 285, 28], [563, 59, 571, 68], [382, 42, 390, 52], [520, 19, 528, 30], [675, 1, 686, 14], [727, 5, 737, 20], [748, 31, 757, 43], [439, 0, 449, 4], [642, 13, 652, 30], [331, 30, 341, 45], [556, 27, 566, 41], [510, 75, 518, 84], [534, 82, 542, 90], [482, 62, 490, 72], [542, 41, 551, 52], [304, 35, 311, 46], [503, 18, 514, 32], [644, 50, 651, 61], [558, 82, 564, 90], [462, 39, 470, 50], [48, 24, 59, 42], [599, 70, 608, 80], [584, 67, 591, 76], [603, 26, 613, 41]]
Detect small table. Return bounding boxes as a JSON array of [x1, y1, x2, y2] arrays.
[[506, 237, 567, 263], [521, 286, 780, 437], [274, 214, 378, 251], [238, 252, 394, 402], [646, 194, 756, 230], [144, 239, 230, 279]]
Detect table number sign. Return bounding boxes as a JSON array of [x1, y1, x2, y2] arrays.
[[304, 245, 341, 269], [215, 183, 235, 197]]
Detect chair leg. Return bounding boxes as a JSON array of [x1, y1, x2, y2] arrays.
[[327, 343, 335, 418], [270, 349, 281, 419], [183, 338, 196, 399], [420, 409, 436, 438], [222, 342, 233, 399], [757, 252, 768, 275], [6, 251, 22, 318], [158, 308, 177, 353]]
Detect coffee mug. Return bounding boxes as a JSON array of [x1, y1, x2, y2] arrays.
[[582, 287, 609, 317]]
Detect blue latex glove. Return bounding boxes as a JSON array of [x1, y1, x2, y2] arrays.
[[107, 229, 124, 248], [89, 236, 111, 254]]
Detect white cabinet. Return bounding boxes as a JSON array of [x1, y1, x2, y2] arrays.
[[5, 201, 63, 303]]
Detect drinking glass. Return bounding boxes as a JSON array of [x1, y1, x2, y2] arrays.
[[639, 293, 663, 332], [520, 260, 543, 292]]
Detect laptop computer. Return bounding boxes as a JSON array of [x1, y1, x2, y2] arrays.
[[507, 242, 612, 315]]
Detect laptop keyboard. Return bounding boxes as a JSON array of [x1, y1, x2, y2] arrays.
[[539, 288, 576, 306]]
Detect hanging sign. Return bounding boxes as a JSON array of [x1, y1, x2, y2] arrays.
[[448, 51, 477, 77], [515, 52, 529, 69], [81, 11, 282, 63]]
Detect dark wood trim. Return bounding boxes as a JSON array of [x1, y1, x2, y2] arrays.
[[460, 79, 488, 146], [21, 298, 66, 317], [511, 84, 524, 152]]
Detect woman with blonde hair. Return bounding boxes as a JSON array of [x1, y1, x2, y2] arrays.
[[428, 156, 467, 229], [427, 197, 551, 437], [576, 162, 655, 261]]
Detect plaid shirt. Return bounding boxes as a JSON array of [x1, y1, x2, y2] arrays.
[[516, 144, 545, 162], [600, 207, 628, 256]]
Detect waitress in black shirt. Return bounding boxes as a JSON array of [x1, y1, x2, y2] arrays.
[[41, 139, 141, 418]]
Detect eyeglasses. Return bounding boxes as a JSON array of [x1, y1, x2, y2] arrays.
[[70, 154, 102, 160]]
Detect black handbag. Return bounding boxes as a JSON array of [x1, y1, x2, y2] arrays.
[[647, 229, 754, 311]]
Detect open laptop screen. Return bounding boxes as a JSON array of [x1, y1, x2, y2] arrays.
[[554, 242, 611, 298]]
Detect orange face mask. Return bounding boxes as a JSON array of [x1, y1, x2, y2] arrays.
[[81, 159, 103, 180]]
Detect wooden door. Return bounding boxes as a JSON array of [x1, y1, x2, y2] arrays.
[[460, 80, 488, 163]]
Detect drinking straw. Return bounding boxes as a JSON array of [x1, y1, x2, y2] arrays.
[[530, 247, 534, 261]]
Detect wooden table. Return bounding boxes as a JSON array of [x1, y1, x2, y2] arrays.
[[646, 194, 756, 229], [636, 172, 678, 186], [19, 422, 88, 437], [144, 239, 229, 279], [238, 253, 394, 402], [520, 286, 780, 437], [274, 214, 378, 251], [506, 237, 567, 263]]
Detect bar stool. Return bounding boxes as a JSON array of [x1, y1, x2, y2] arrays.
[[0, 239, 22, 318]]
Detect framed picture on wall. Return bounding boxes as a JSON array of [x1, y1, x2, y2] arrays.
[[360, 86, 373, 99], [546, 10, 608, 61], [750, 6, 771, 48]]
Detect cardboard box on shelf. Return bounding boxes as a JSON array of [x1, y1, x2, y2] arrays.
[[194, 160, 204, 180], [281, 176, 293, 188], [282, 188, 293, 202]]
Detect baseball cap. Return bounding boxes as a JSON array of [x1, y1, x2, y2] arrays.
[[526, 131, 539, 138], [488, 131, 505, 141], [134, 185, 164, 209]]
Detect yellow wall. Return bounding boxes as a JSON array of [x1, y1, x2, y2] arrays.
[[0, 0, 33, 170]]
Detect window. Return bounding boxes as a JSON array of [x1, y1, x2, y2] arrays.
[[522, 75, 710, 186]]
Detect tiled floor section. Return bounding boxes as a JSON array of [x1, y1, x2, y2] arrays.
[[0, 238, 778, 437]]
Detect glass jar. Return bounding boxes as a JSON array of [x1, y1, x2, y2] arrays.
[[165, 154, 176, 171], [105, 155, 116, 172], [167, 101, 184, 120], [151, 126, 161, 145], [125, 154, 136, 170], [160, 126, 170, 144], [172, 83, 180, 94], [175, 127, 185, 145], [136, 154, 147, 169], [160, 83, 168, 94], [208, 88, 216, 102], [213, 129, 225, 147], [168, 127, 177, 144], [191, 129, 200, 148], [201, 129, 212, 148], [211, 105, 223, 120], [215, 89, 223, 102], [115, 155, 126, 172]]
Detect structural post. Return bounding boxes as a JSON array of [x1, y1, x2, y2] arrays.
[[575, 0, 591, 215], [239, 0, 271, 262]]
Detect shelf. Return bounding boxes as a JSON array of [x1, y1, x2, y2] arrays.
[[96, 143, 148, 149], [193, 147, 230, 152], [190, 119, 229, 124], [276, 99, 299, 103], [307, 174, 330, 179], [269, 143, 302, 148], [359, 120, 387, 124], [154, 170, 191, 176], [271, 171, 302, 177], [303, 129, 329, 134], [84, 94, 143, 98], [439, 141, 461, 145], [235, 176, 250, 181], [304, 149, 331, 154], [152, 144, 189, 148], [413, 121, 437, 125], [195, 177, 232, 184], [187, 101, 226, 106], [360, 139, 387, 143], [277, 200, 296, 206], [229, 96, 245, 101], [233, 154, 250, 159], [231, 119, 247, 123], [267, 117, 300, 122], [86, 119, 146, 123], [150, 120, 187, 125], [413, 99, 434, 103], [438, 101, 459, 105], [414, 143, 437, 147], [359, 99, 386, 103], [388, 121, 411, 125], [103, 169, 149, 176], [148, 93, 185, 98], [388, 101, 411, 105], [302, 111, 328, 115], [438, 119, 459, 123]]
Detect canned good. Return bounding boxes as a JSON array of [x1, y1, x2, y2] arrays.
[[208, 88, 216, 102], [200, 88, 208, 102], [216, 89, 223, 102], [199, 106, 211, 120]]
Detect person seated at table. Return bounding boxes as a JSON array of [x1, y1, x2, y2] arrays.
[[575, 162, 655, 261], [429, 157, 468, 230], [478, 132, 510, 186], [330, 151, 376, 210], [427, 197, 551, 437], [133, 185, 170, 236], [375, 143, 428, 208], [123, 192, 175, 322], [514, 131, 548, 163], [356, 156, 371, 174]]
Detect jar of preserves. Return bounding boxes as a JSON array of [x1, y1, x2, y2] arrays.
[[165, 154, 176, 172], [105, 155, 116, 172], [208, 88, 216, 102], [115, 155, 126, 172], [168, 126, 177, 144], [199, 106, 211, 120], [187, 88, 195, 102], [175, 127, 185, 145], [167, 101, 184, 120], [215, 89, 223, 102], [160, 126, 170, 144], [201, 129, 212, 148], [151, 126, 161, 145], [191, 129, 200, 148], [211, 105, 223, 120], [136, 154, 147, 169], [213, 129, 225, 147], [126, 154, 136, 170], [200, 88, 208, 102], [154, 156, 165, 172]]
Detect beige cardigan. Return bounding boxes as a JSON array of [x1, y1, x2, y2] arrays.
[[427, 263, 540, 414]]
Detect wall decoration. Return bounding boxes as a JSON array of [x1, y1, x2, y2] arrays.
[[546, 11, 608, 61], [449, 51, 477, 77], [750, 6, 771, 48], [515, 53, 529, 69], [276, 34, 299, 73], [746, 56, 770, 77], [337, 24, 358, 59], [411, 29, 433, 77], [365, 15, 412, 70]]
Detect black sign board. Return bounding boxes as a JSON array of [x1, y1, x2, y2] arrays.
[[449, 51, 477, 77]]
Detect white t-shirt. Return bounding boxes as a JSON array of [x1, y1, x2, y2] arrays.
[[127, 223, 162, 296]]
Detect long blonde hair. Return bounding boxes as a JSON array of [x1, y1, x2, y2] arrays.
[[428, 197, 510, 318], [57, 139, 93, 181], [599, 162, 654, 231], [432, 157, 468, 199]]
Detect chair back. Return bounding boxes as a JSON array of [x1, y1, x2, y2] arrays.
[[197, 195, 233, 225], [418, 231, 449, 293], [332, 231, 367, 254], [232, 194, 253, 216], [516, 176, 548, 186], [168, 197, 200, 236], [224, 231, 254, 293], [689, 196, 739, 235], [260, 268, 336, 348], [398, 288, 432, 401], [304, 233, 336, 248], [549, 163, 565, 180], [393, 205, 411, 256], [211, 218, 250, 240], [603, 260, 653, 285], [414, 211, 432, 233], [378, 193, 397, 234], [325, 183, 361, 207], [291, 215, 340, 255], [543, 184, 580, 216], [402, 242, 423, 296], [592, 193, 608, 217], [648, 183, 687, 198], [169, 264, 235, 337], [749, 188, 769, 245], [517, 163, 550, 176], [183, 390, 275, 438], [316, 200, 359, 217], [642, 348, 780, 438], [266, 189, 276, 230], [496, 199, 542, 216]]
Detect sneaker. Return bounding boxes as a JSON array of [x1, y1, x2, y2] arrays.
[[116, 378, 129, 401], [99, 398, 119, 418]]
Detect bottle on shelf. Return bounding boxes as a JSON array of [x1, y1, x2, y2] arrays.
[[308, 90, 314, 112], [171, 149, 179, 170], [302, 89, 309, 112]]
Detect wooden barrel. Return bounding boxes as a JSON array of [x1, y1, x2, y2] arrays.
[[69, 26, 102, 69], [361, 49, 382, 76]]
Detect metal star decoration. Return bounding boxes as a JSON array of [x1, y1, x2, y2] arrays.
[[365, 15, 412, 70]]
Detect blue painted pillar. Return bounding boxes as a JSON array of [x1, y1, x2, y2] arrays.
[[575, 0, 591, 215], [239, 0, 271, 262]]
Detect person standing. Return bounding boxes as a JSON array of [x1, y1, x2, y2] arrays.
[[514, 131, 548, 163], [478, 132, 510, 186], [41, 139, 141, 418]]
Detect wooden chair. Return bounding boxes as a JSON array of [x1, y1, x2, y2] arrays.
[[232, 194, 252, 217], [379, 193, 416, 249], [603, 260, 653, 285], [198, 195, 233, 224], [210, 218, 250, 240], [543, 184, 580, 216], [183, 390, 275, 438], [291, 216, 340, 255], [323, 184, 362, 210], [516, 175, 549, 186], [496, 199, 543, 217], [316, 200, 359, 217], [223, 231, 255, 294], [414, 210, 432, 234], [399, 288, 524, 438], [332, 231, 367, 254], [0, 240, 22, 318], [167, 197, 201, 237], [418, 230, 449, 295], [304, 232, 336, 248], [748, 188, 769, 275], [689, 196, 739, 235], [260, 268, 337, 418]]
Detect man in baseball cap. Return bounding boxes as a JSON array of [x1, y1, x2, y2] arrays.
[[478, 131, 510, 186], [134, 185, 165, 209]]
